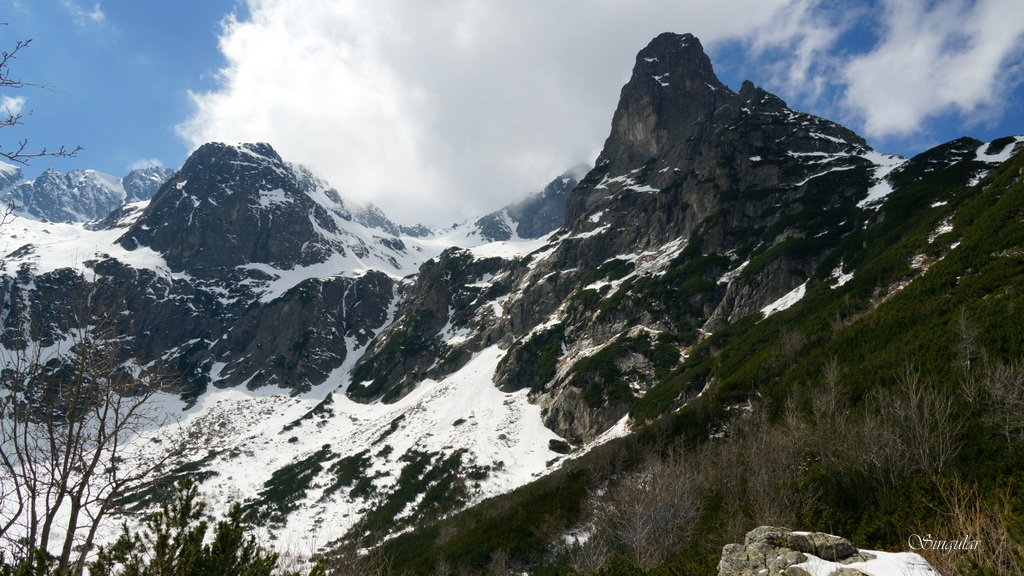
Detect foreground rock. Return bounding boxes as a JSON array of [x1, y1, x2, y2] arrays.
[[718, 526, 943, 576]]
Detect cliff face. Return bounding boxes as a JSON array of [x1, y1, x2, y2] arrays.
[[349, 33, 1016, 445], [117, 142, 347, 272]]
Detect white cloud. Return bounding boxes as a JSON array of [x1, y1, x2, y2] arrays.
[[64, 1, 106, 27], [1, 95, 27, 116], [178, 0, 1024, 226], [840, 0, 1024, 139], [178, 0, 833, 226], [128, 158, 164, 171]]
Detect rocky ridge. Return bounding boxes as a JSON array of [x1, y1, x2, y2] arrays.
[[0, 163, 174, 222]]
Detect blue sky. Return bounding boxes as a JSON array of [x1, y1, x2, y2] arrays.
[[2, 1, 1023, 225], [1, 1, 240, 173]]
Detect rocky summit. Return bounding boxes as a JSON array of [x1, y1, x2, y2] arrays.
[[1, 31, 1022, 572]]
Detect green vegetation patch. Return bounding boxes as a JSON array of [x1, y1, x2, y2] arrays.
[[242, 444, 335, 526]]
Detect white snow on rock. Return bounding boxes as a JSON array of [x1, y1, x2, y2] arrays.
[[857, 151, 908, 209], [761, 281, 808, 317], [792, 549, 942, 576]]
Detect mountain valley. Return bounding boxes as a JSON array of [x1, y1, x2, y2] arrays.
[[2, 32, 1024, 575]]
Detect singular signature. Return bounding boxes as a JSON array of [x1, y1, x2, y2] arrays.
[[908, 534, 981, 553]]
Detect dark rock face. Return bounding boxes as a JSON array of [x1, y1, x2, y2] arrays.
[[209, 271, 396, 392], [349, 248, 510, 402], [566, 32, 869, 257], [596, 32, 732, 171], [117, 142, 344, 273]]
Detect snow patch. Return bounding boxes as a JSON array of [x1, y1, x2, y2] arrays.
[[928, 216, 954, 243], [975, 135, 1024, 163], [717, 260, 749, 285], [792, 549, 941, 576], [255, 188, 293, 208], [829, 265, 854, 288], [857, 151, 908, 209], [761, 281, 808, 317]]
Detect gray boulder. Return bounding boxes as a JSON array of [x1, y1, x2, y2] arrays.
[[719, 526, 871, 576]]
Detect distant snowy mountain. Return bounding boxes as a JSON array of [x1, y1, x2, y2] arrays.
[[0, 163, 174, 222], [470, 164, 590, 242], [0, 162, 22, 190], [122, 165, 177, 202]]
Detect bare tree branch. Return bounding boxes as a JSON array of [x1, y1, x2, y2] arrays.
[[0, 36, 84, 165]]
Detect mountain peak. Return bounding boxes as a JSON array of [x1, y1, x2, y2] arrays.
[[636, 32, 723, 90], [117, 141, 343, 272], [595, 33, 732, 170]]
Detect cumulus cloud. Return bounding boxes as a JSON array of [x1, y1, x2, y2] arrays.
[[1, 95, 27, 117], [840, 0, 1024, 139], [178, 0, 836, 225], [178, 0, 1024, 226]]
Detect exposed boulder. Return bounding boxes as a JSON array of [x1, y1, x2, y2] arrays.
[[718, 526, 945, 576], [718, 527, 867, 575]]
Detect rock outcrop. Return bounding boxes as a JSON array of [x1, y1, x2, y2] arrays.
[[718, 526, 941, 576]]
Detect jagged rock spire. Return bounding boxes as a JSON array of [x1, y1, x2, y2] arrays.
[[597, 33, 732, 169]]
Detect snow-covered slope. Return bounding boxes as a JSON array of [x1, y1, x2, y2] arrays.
[[0, 143, 587, 551]]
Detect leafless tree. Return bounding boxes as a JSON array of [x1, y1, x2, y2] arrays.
[[889, 363, 963, 477], [978, 358, 1024, 443], [852, 364, 964, 487], [0, 314, 182, 575], [588, 453, 702, 569], [1, 33, 83, 165]]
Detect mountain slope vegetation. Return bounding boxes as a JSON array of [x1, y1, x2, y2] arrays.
[[367, 140, 1024, 576]]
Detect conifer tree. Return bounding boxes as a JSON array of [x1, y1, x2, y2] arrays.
[[89, 480, 290, 576]]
